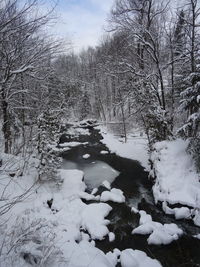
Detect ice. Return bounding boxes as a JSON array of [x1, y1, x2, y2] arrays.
[[62, 160, 120, 189], [82, 161, 120, 189]]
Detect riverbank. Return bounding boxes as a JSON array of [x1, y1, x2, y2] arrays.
[[0, 124, 162, 267], [98, 126, 149, 170], [99, 125, 200, 227], [150, 139, 200, 226], [0, 123, 200, 266]]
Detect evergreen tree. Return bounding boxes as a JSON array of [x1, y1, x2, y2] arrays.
[[37, 109, 62, 183]]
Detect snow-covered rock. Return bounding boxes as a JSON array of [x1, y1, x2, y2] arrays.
[[100, 188, 125, 203], [132, 210, 183, 245], [81, 203, 112, 240], [82, 153, 91, 159]]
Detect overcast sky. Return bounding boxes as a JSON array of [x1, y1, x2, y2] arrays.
[[52, 0, 114, 53]]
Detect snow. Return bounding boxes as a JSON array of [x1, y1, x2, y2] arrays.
[[91, 187, 98, 195], [81, 203, 112, 240], [102, 180, 111, 189], [101, 150, 109, 154], [162, 203, 191, 220], [151, 139, 200, 225], [82, 153, 91, 159], [59, 169, 86, 198], [120, 249, 162, 267], [62, 160, 120, 189], [132, 210, 183, 245], [100, 188, 125, 203], [61, 240, 113, 267], [109, 232, 115, 242], [0, 153, 116, 266], [59, 141, 88, 148], [65, 126, 90, 136], [131, 207, 139, 214], [99, 126, 149, 169], [194, 234, 200, 240]]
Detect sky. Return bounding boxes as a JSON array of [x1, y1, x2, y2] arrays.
[[52, 0, 115, 53]]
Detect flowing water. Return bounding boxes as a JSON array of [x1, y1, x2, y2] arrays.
[[60, 125, 200, 267]]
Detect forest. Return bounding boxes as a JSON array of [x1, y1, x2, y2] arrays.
[[0, 0, 200, 266]]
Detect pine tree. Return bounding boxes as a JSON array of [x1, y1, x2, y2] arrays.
[[37, 109, 62, 182]]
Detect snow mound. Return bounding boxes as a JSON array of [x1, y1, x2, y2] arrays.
[[59, 169, 86, 198], [81, 203, 112, 240], [132, 210, 183, 245], [151, 139, 200, 225], [82, 153, 90, 159], [100, 188, 125, 203], [63, 240, 113, 267], [120, 249, 162, 267]]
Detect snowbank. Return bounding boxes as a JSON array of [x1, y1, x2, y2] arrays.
[[120, 249, 161, 267], [151, 139, 200, 225], [99, 126, 149, 169], [0, 154, 115, 266]]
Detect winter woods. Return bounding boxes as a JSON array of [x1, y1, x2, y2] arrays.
[[0, 0, 200, 168], [52, 0, 200, 158]]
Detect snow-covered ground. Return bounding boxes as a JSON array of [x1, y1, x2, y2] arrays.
[[150, 139, 200, 226], [99, 126, 200, 227], [98, 126, 149, 170], [2, 124, 200, 266], [0, 148, 162, 266]]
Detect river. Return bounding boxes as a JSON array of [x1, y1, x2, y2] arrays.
[[60, 125, 200, 267]]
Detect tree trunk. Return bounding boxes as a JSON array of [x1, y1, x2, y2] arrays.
[[1, 90, 11, 153]]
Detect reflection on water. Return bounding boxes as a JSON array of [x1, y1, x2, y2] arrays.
[[62, 160, 120, 189]]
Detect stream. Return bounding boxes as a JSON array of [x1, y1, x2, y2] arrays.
[[60, 125, 200, 267]]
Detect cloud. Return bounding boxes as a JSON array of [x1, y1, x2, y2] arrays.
[[52, 0, 114, 53]]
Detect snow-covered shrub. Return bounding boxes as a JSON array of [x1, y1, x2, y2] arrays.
[[178, 59, 200, 172], [145, 106, 172, 146], [0, 215, 64, 266]]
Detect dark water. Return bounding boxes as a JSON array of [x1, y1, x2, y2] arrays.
[[60, 126, 200, 267]]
